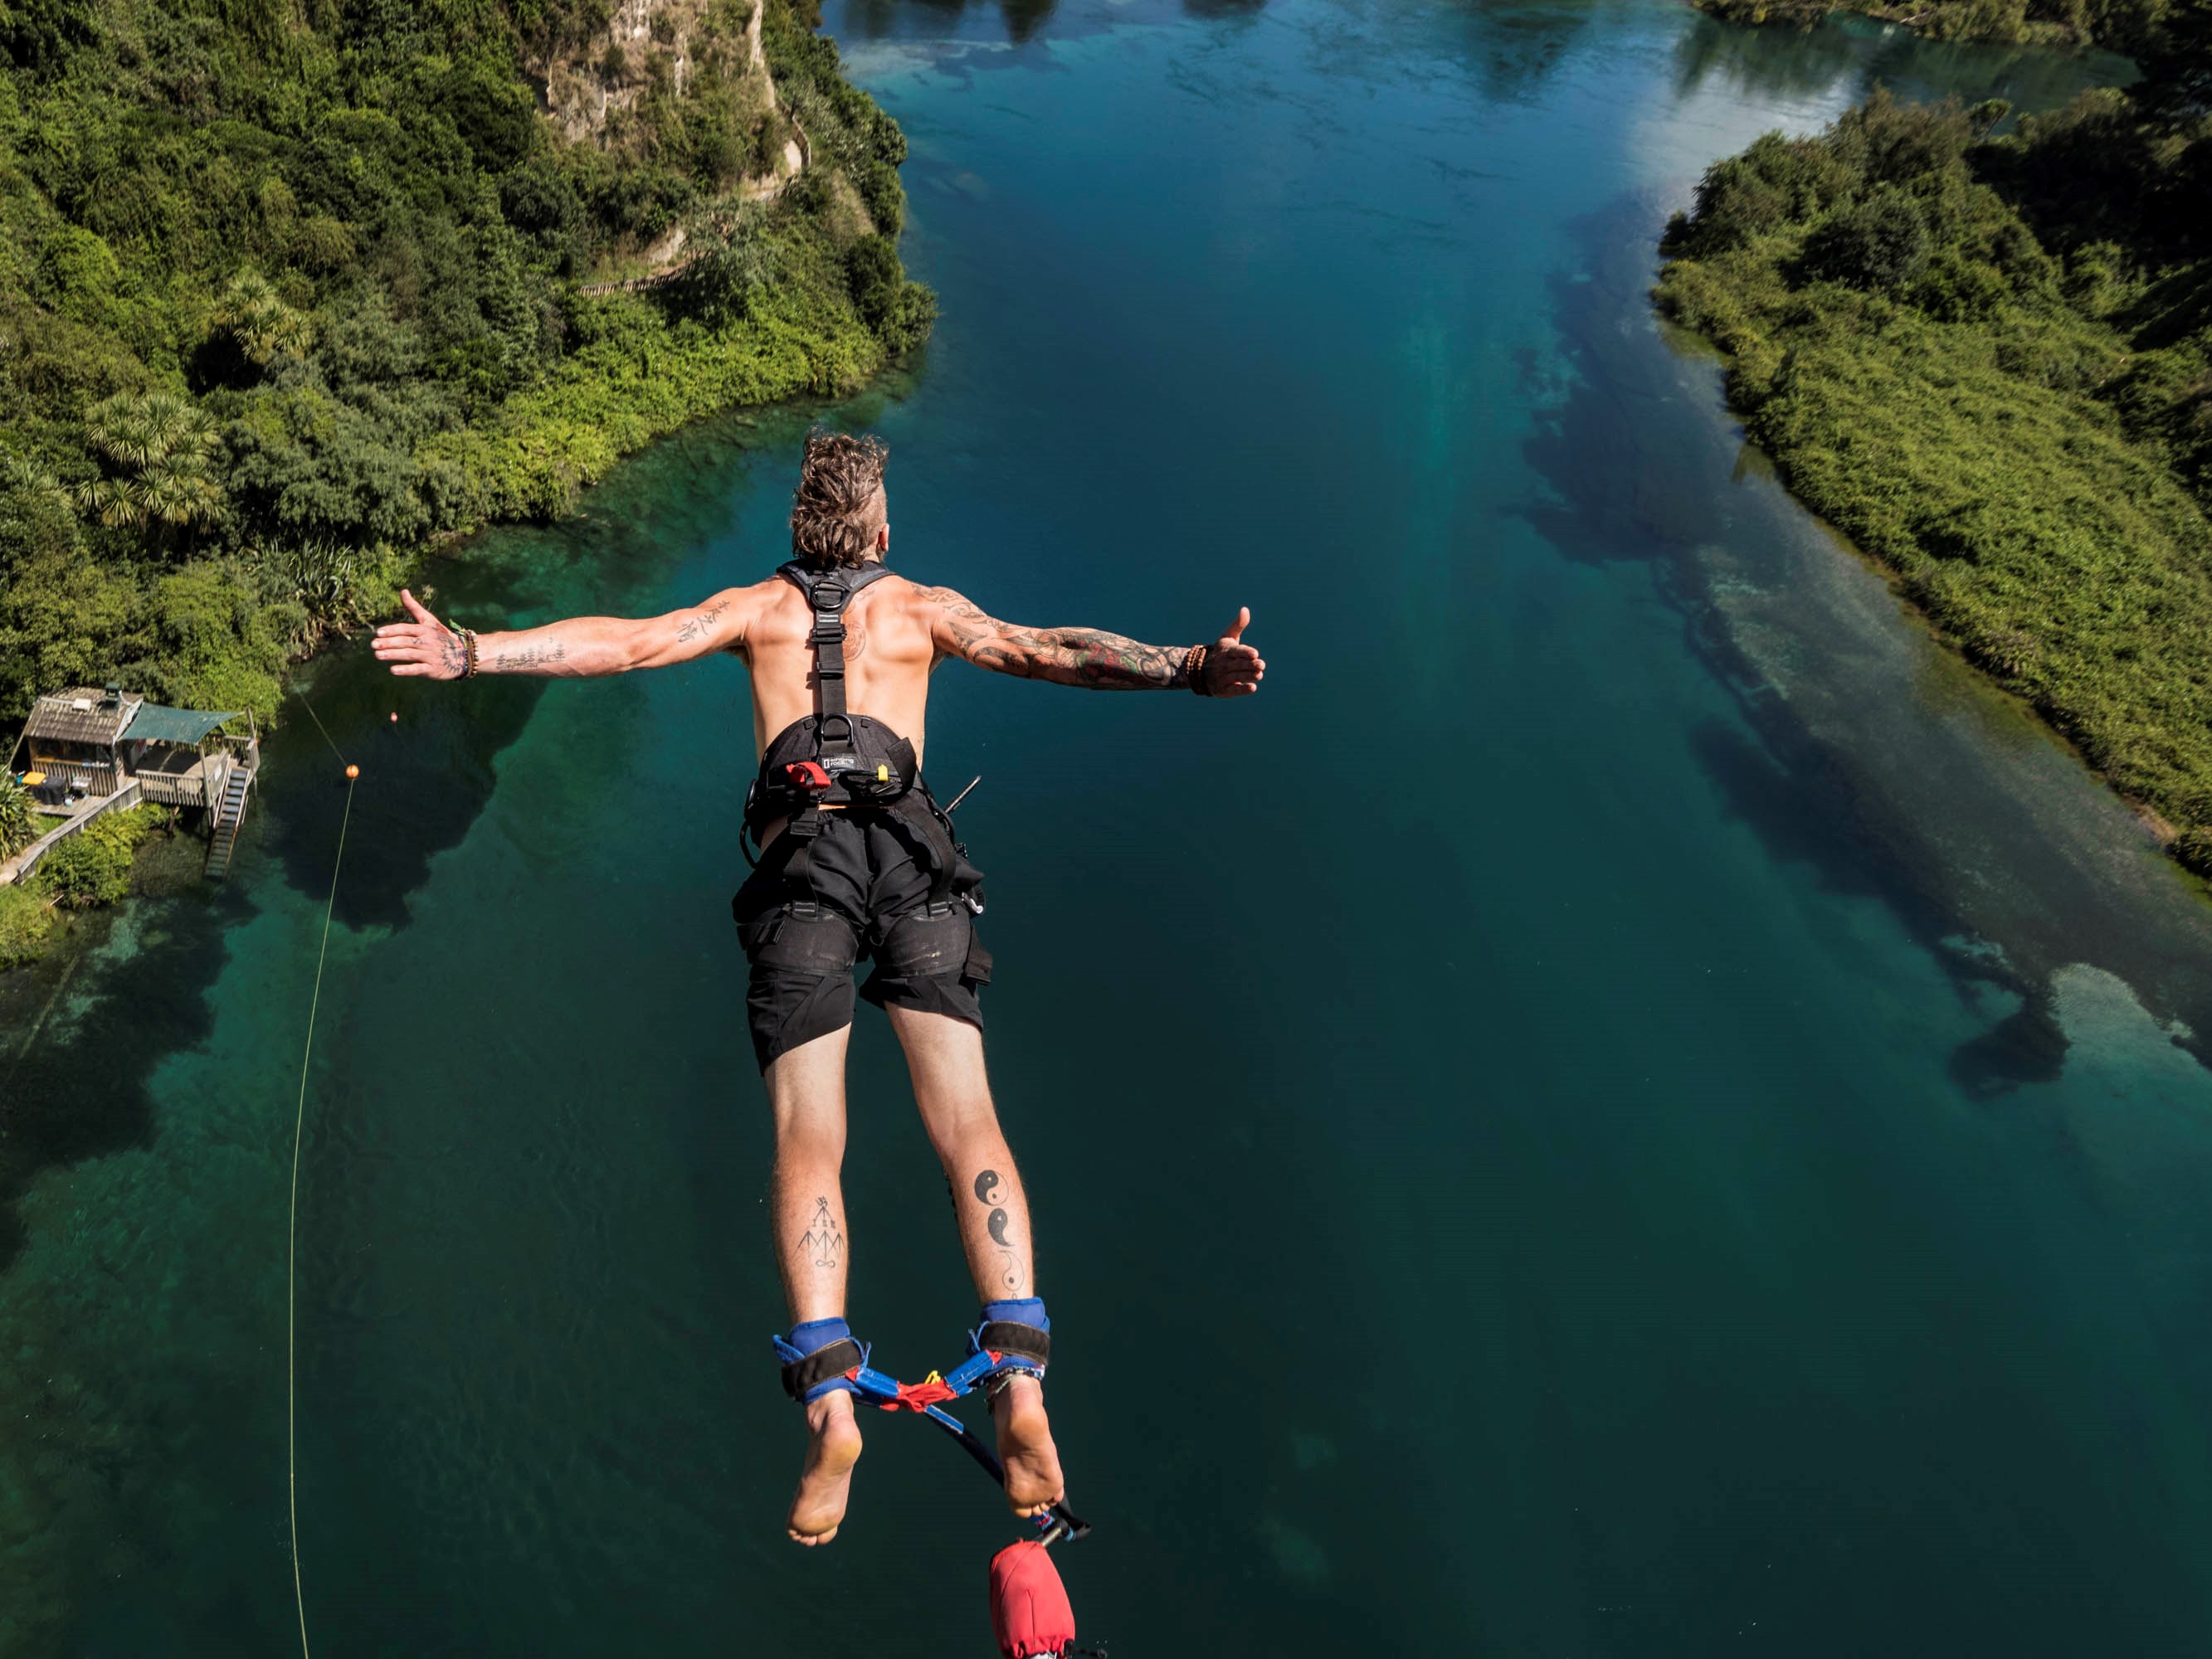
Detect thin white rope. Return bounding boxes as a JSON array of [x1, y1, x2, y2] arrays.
[[288, 772, 354, 1659]]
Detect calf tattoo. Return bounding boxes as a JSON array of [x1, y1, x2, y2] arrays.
[[972, 1169, 1022, 1292], [801, 1195, 844, 1270]]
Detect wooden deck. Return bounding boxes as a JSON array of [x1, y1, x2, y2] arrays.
[[135, 748, 227, 807]]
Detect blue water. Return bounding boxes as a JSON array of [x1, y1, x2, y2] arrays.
[[5, 2, 2208, 1653]]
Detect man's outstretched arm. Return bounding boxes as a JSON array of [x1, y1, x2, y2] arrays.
[[918, 587, 1265, 697], [372, 587, 750, 679]]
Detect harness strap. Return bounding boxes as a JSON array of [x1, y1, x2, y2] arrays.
[[777, 1335, 868, 1402], [973, 1321, 1051, 1370], [780, 558, 894, 764]]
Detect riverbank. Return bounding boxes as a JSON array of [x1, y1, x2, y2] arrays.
[[0, 0, 930, 727], [1692, 0, 2164, 51], [1654, 66, 2212, 873]]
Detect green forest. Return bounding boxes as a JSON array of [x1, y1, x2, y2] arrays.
[[0, 0, 930, 726], [1698, 0, 2168, 50], [1659, 1, 2212, 870]]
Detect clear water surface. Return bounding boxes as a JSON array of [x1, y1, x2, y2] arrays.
[[4, 2, 2208, 1653]]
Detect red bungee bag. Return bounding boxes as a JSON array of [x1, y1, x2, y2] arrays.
[[987, 1540, 1077, 1658]]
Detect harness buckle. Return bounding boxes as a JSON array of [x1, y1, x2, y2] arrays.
[[783, 761, 832, 793]]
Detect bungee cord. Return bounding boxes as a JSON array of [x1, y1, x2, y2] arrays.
[[286, 754, 356, 1659]]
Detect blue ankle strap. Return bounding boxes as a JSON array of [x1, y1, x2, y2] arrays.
[[772, 1317, 869, 1402]]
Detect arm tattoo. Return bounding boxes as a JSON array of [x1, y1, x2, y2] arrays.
[[918, 587, 1188, 690], [801, 1195, 844, 1269], [674, 596, 732, 645], [486, 640, 567, 672]]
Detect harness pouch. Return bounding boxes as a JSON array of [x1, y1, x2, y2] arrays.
[[875, 903, 972, 979], [738, 902, 859, 976]]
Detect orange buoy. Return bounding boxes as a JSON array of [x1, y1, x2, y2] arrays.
[[389, 712, 398, 722], [345, 765, 359, 779]]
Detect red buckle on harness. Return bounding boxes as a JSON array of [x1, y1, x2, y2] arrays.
[[783, 761, 832, 793]]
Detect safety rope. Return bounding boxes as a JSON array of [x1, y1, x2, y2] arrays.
[[287, 764, 355, 1659]]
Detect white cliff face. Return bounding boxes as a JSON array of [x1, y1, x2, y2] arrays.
[[529, 0, 795, 197]]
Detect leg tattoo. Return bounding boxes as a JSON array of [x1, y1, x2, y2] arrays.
[[801, 1196, 844, 1270]]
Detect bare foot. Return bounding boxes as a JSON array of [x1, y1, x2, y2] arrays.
[[787, 1390, 863, 1545], [991, 1374, 1065, 1517]]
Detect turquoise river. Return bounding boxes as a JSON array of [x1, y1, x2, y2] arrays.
[[3, 0, 2209, 1652]]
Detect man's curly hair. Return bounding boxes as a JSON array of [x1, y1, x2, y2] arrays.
[[790, 428, 889, 569]]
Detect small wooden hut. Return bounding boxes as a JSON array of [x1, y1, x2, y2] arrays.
[[7, 684, 261, 877]]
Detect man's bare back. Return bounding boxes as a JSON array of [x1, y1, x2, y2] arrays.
[[371, 431, 1263, 1548]]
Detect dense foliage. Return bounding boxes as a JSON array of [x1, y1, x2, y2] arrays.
[[0, 767, 35, 855], [0, 882, 49, 965], [28, 801, 165, 906], [0, 0, 929, 722], [1698, 0, 2168, 51], [1658, 6, 2212, 871]]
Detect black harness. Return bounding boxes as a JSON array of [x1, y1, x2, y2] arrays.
[[743, 559, 982, 911]]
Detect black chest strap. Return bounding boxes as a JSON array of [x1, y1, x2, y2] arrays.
[[779, 558, 894, 761]]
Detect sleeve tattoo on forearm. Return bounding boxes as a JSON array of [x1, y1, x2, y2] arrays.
[[487, 640, 568, 672], [919, 587, 1185, 688]]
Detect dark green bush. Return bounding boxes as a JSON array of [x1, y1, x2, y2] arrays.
[[0, 886, 53, 969], [856, 158, 904, 236], [32, 802, 163, 907], [1800, 187, 1932, 292], [845, 234, 904, 333]]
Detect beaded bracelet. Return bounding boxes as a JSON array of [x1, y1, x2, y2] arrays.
[[460, 627, 479, 679], [1184, 643, 1209, 695]]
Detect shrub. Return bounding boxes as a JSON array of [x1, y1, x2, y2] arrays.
[[844, 234, 904, 333], [0, 771, 40, 858], [856, 158, 904, 236], [1799, 187, 1932, 292], [0, 886, 53, 970], [32, 804, 163, 908]]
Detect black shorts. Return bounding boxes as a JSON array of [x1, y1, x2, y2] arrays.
[[732, 808, 992, 1073]]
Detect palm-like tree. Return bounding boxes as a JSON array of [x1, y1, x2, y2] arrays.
[[71, 389, 226, 532], [211, 271, 313, 366], [0, 771, 40, 860]]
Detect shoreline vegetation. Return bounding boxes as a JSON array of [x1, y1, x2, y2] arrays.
[[1656, 4, 2212, 874], [0, 0, 928, 723], [0, 0, 932, 961], [1693, 0, 2167, 51]]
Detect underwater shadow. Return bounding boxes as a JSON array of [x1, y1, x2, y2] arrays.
[[1515, 186, 2138, 1092]]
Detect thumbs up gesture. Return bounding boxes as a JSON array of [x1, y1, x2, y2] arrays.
[[1200, 606, 1265, 698]]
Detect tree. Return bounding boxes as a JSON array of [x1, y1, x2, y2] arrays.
[[71, 389, 226, 533], [2131, 0, 2212, 124], [209, 271, 313, 369], [0, 771, 38, 859]]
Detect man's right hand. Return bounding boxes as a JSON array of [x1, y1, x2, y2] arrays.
[[373, 590, 468, 680], [1201, 607, 1265, 698]]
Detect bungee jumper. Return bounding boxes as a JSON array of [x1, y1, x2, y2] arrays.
[[373, 429, 1263, 1639]]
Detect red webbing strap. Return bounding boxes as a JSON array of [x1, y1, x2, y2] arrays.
[[850, 1367, 961, 1413]]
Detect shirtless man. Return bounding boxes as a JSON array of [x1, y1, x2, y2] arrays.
[[373, 429, 1264, 1545]]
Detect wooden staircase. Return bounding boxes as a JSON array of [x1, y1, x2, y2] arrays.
[[204, 761, 253, 880]]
